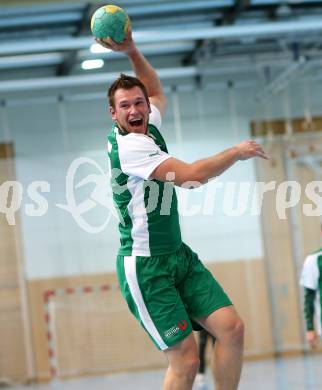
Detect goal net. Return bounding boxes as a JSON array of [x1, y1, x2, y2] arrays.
[[46, 286, 165, 378]]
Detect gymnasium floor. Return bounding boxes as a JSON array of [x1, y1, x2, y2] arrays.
[[14, 353, 322, 390]]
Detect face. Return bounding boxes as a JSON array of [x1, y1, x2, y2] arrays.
[[110, 86, 150, 134]]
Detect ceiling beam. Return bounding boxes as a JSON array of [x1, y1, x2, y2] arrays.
[[255, 55, 308, 101], [125, 0, 232, 17], [0, 53, 63, 69], [1, 19, 322, 56], [221, 0, 251, 25], [0, 2, 84, 17], [0, 66, 198, 93], [0, 42, 195, 70], [0, 11, 82, 28]]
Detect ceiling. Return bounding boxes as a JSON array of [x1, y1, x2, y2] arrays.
[[1, 0, 322, 95]]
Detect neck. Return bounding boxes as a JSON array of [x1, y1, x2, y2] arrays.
[[115, 121, 148, 135]]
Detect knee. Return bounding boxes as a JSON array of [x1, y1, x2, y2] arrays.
[[182, 355, 200, 380], [171, 353, 200, 379], [219, 316, 244, 345], [229, 317, 245, 345], [186, 355, 200, 375], [233, 317, 244, 343]]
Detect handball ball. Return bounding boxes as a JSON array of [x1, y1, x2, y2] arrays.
[[90, 5, 131, 43]]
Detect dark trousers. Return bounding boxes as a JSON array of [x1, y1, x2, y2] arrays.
[[199, 329, 216, 373]]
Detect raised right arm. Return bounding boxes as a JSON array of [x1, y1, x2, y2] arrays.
[[96, 30, 166, 116]]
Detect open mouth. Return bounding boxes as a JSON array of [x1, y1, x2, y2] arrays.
[[129, 118, 144, 128]]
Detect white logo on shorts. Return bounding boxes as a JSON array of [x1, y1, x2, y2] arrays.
[[164, 325, 180, 338]]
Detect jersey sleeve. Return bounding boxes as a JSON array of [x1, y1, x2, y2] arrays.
[[300, 254, 319, 290], [117, 132, 171, 180], [149, 104, 162, 130], [303, 287, 316, 331]]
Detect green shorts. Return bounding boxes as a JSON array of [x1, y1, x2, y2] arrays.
[[116, 242, 232, 350]]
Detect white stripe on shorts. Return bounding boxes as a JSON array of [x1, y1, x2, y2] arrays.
[[124, 256, 168, 350]]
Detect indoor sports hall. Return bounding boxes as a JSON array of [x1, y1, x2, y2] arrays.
[[0, 1, 322, 389]]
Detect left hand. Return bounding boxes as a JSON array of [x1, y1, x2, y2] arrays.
[[306, 330, 319, 349], [235, 140, 270, 161]]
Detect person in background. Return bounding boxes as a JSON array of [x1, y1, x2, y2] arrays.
[[194, 329, 216, 390], [300, 226, 322, 349]]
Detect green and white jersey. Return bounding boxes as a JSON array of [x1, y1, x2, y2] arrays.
[[107, 105, 182, 257], [300, 248, 322, 335]]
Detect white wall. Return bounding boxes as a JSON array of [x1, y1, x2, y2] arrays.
[[0, 77, 321, 279]]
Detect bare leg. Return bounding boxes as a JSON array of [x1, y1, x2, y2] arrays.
[[163, 333, 200, 390], [198, 306, 244, 390]]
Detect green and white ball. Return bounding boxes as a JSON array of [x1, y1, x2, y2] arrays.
[[90, 4, 131, 43]]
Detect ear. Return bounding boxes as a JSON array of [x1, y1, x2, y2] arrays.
[[109, 106, 117, 121], [147, 100, 152, 114]]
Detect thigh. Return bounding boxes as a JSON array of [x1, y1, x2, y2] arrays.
[[116, 253, 193, 350], [178, 244, 232, 323]]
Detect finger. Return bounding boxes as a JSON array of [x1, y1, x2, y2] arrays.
[[252, 142, 263, 149], [96, 38, 111, 49], [102, 37, 114, 47], [256, 151, 270, 160], [254, 146, 269, 155], [106, 36, 125, 47], [256, 150, 269, 158], [253, 145, 263, 151], [251, 146, 263, 155], [95, 38, 103, 46], [97, 37, 117, 49], [107, 38, 119, 46]]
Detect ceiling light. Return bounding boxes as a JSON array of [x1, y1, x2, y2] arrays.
[[276, 4, 292, 17], [90, 43, 111, 54], [81, 59, 104, 70]]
